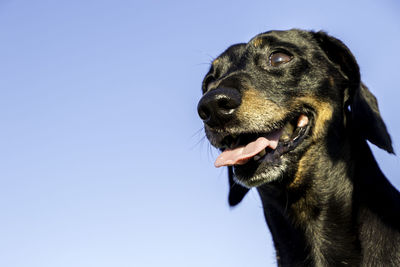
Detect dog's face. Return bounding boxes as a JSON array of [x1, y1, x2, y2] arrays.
[[198, 29, 392, 189]]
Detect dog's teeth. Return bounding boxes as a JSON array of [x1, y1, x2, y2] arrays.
[[281, 133, 291, 142], [292, 128, 302, 141], [297, 114, 309, 128], [281, 123, 294, 142], [258, 149, 266, 157], [254, 149, 266, 161]]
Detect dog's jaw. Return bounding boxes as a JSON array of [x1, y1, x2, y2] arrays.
[[209, 113, 313, 187], [234, 155, 290, 187], [233, 133, 310, 187]]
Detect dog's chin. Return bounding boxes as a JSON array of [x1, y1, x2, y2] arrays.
[[233, 154, 293, 187]]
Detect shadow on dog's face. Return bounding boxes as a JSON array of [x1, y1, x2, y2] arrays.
[[197, 29, 392, 189]]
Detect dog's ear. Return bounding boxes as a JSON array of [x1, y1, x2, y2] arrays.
[[352, 83, 394, 153], [313, 31, 394, 154], [313, 31, 361, 86], [228, 167, 249, 206]]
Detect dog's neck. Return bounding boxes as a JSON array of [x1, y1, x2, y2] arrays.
[[255, 138, 386, 266]]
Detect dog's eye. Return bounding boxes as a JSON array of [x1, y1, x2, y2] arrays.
[[269, 52, 293, 67]]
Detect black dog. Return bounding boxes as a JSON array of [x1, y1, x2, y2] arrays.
[[197, 29, 400, 266]]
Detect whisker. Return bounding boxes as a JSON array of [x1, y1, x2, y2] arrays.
[[189, 135, 207, 151], [194, 62, 212, 67], [191, 127, 205, 138]]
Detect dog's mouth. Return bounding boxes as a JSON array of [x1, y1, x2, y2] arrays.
[[214, 114, 311, 168]]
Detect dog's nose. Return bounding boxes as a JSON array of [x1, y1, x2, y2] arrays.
[[197, 87, 241, 127]]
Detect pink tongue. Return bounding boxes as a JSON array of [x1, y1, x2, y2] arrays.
[[214, 130, 282, 168]]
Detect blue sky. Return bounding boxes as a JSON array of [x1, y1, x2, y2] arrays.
[[1, 1, 399, 266]]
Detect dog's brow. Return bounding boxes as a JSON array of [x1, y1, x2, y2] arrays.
[[212, 58, 220, 66], [254, 40, 303, 56], [252, 37, 263, 47], [255, 35, 278, 43]]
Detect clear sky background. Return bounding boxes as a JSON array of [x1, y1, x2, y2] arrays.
[[1, 1, 399, 266]]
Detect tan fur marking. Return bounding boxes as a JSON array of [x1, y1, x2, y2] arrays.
[[289, 97, 334, 188], [236, 89, 286, 130], [253, 38, 263, 47], [295, 97, 334, 140], [290, 148, 313, 188], [329, 76, 335, 87], [212, 58, 220, 65], [313, 103, 334, 139]]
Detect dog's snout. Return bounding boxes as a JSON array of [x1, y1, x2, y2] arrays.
[[197, 87, 241, 127]]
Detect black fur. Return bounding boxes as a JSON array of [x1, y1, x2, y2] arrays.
[[198, 29, 400, 266]]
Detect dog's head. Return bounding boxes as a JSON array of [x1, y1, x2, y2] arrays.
[[197, 29, 393, 205]]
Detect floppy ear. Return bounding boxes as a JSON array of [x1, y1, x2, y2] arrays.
[[313, 31, 394, 154], [228, 166, 249, 206], [352, 83, 394, 153]]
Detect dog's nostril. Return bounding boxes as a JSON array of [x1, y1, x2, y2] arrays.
[[198, 105, 211, 121], [216, 90, 241, 109], [197, 87, 242, 127], [216, 96, 239, 116], [217, 97, 233, 109]]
